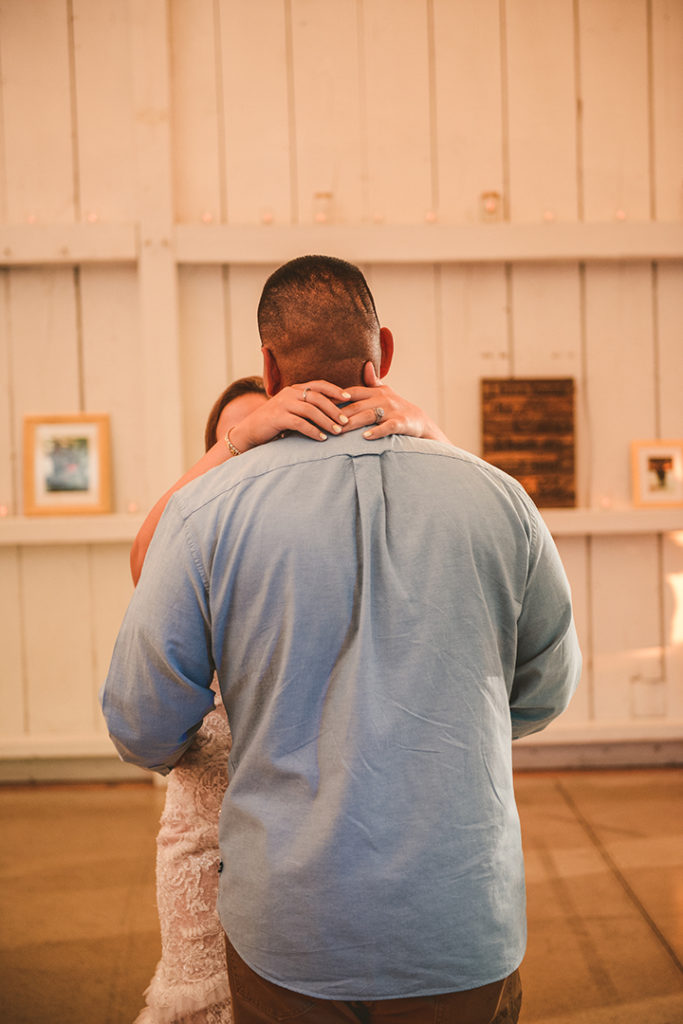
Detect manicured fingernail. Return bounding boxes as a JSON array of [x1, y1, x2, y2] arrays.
[[364, 430, 373, 438], [332, 424, 342, 433], [319, 432, 327, 440], [339, 415, 348, 424], [341, 391, 351, 399]]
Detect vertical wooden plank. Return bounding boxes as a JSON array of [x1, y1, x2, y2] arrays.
[[366, 264, 439, 424], [219, 0, 291, 223], [583, 265, 655, 508], [433, 0, 503, 223], [290, 0, 363, 224], [591, 535, 664, 721], [651, 0, 683, 220], [21, 546, 95, 735], [662, 531, 683, 721], [506, 0, 578, 222], [178, 266, 230, 467], [578, 0, 650, 220], [0, 549, 25, 738], [79, 266, 145, 513], [0, 272, 14, 512], [227, 265, 275, 382], [439, 265, 509, 455], [0, 0, 74, 222], [362, 0, 433, 223], [170, 0, 222, 223], [552, 536, 591, 725], [656, 264, 683, 439], [72, 0, 136, 221], [510, 264, 586, 504], [130, 0, 183, 504], [90, 545, 135, 736]]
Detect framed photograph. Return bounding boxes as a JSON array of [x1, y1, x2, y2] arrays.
[[23, 413, 111, 515], [631, 439, 683, 508]]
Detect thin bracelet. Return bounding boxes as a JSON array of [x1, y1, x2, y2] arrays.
[[224, 428, 242, 457]]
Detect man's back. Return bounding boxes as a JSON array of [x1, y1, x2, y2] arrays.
[[114, 430, 580, 1000]]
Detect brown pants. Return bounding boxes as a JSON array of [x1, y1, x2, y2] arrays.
[[225, 935, 522, 1024]]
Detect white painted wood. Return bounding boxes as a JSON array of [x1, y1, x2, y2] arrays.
[[218, 0, 292, 223], [0, 0, 74, 222], [0, 733, 121, 758], [290, 0, 364, 225], [362, 0, 433, 223], [366, 265, 439, 422], [651, 0, 683, 220], [226, 265, 276, 381], [553, 536, 591, 725], [173, 222, 683, 264], [583, 264, 656, 507], [90, 545, 135, 736], [656, 264, 683, 439], [591, 535, 665, 721], [0, 224, 137, 264], [432, 0, 503, 224], [79, 266, 145, 513], [506, 0, 578, 222], [0, 272, 14, 512], [130, 0, 184, 504], [178, 266, 230, 467], [170, 0, 222, 223], [510, 264, 585, 501], [72, 0, 136, 221], [21, 545, 95, 735], [438, 264, 509, 454], [578, 0, 651, 221], [662, 531, 683, 720], [513, 719, 683, 745], [0, 515, 144, 546], [0, 548, 25, 738]]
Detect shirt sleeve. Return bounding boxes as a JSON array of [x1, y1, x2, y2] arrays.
[[509, 511, 582, 740], [100, 498, 216, 774]]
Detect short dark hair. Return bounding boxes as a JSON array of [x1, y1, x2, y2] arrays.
[[204, 375, 266, 452], [257, 255, 380, 386]]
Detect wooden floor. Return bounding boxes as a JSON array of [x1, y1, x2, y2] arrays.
[[1, 768, 682, 1024]]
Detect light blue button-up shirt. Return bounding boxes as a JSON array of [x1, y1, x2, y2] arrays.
[[101, 431, 581, 1000]]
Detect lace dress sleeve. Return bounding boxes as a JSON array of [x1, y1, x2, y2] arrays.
[[135, 691, 233, 1024]]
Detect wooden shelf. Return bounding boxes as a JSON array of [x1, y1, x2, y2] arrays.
[[1, 221, 682, 267], [0, 513, 144, 545], [1, 507, 681, 546], [174, 221, 683, 265]]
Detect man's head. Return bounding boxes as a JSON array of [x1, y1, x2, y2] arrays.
[[257, 255, 393, 393]]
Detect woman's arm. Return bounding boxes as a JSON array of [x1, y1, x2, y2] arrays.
[[130, 381, 352, 585], [340, 362, 451, 444]]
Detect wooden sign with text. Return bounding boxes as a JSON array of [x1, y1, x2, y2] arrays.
[[481, 378, 575, 508]]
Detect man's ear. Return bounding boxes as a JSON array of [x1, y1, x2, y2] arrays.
[[262, 346, 282, 396], [378, 327, 394, 379]]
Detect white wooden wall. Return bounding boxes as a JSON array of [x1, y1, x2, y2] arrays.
[[1, 0, 682, 776]]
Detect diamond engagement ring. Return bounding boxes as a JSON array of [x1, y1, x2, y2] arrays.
[[302, 387, 310, 402], [374, 406, 384, 424]]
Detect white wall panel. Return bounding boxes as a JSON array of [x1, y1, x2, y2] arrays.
[[219, 0, 292, 223], [506, 0, 578, 222], [0, 0, 74, 222], [432, 0, 503, 223], [170, 0, 223, 223], [651, 0, 683, 220], [0, 548, 25, 738], [72, 0, 136, 221], [290, 0, 364, 225], [439, 264, 509, 454], [578, 0, 650, 220], [362, 0, 433, 223]]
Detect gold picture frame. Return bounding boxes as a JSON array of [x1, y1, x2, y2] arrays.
[[23, 413, 111, 516], [631, 439, 683, 508]]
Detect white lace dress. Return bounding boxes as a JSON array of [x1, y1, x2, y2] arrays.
[[135, 686, 232, 1024]]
